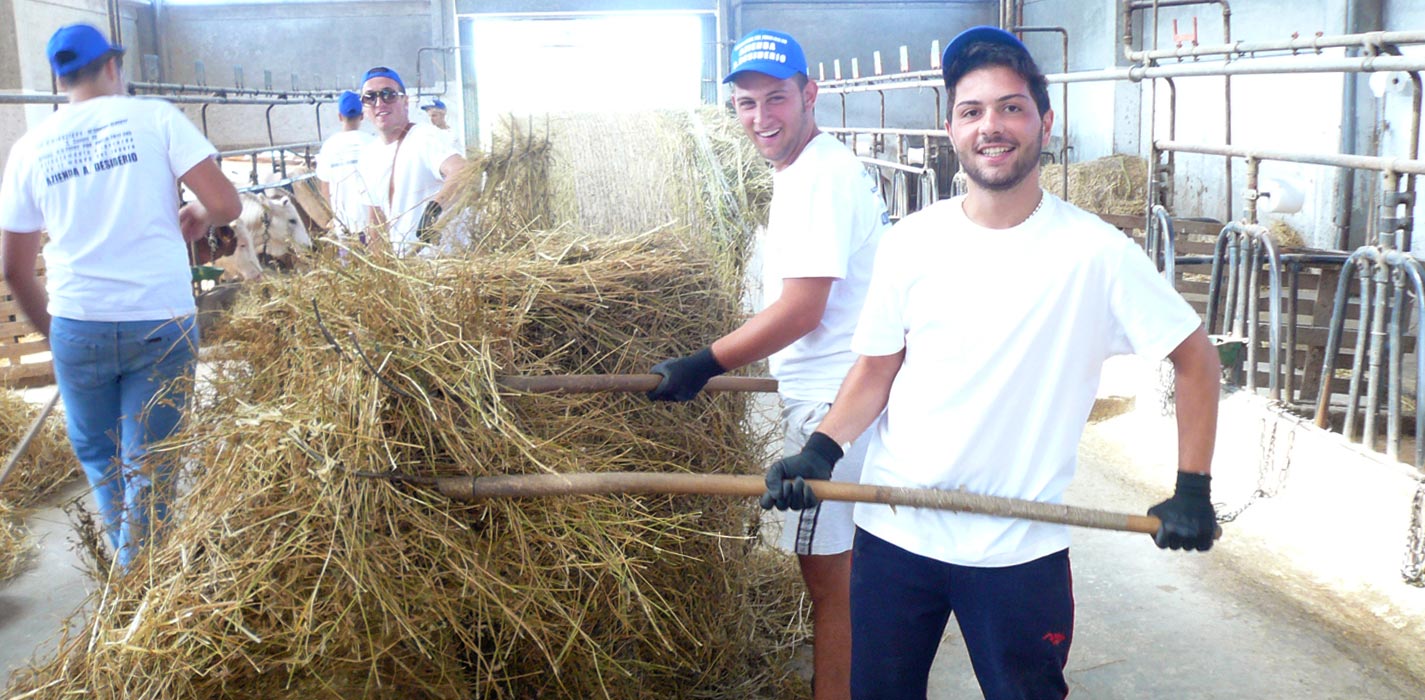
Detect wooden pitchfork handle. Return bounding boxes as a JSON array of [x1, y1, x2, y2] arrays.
[[405, 471, 1219, 539], [496, 374, 777, 394]]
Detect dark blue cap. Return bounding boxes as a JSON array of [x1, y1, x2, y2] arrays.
[[338, 90, 363, 117], [47, 24, 124, 78], [723, 29, 808, 84], [941, 26, 1030, 90], [361, 66, 405, 91], [421, 98, 446, 111]]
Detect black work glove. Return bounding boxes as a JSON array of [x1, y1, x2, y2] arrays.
[[1147, 471, 1217, 551], [647, 347, 726, 402], [761, 432, 843, 511]]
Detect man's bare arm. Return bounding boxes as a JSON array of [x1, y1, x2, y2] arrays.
[[1, 229, 50, 336], [1168, 326, 1220, 475]]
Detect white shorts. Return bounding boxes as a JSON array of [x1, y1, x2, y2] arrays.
[[778, 399, 870, 556]]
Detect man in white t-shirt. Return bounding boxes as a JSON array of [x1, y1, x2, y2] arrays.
[[354, 66, 465, 257], [646, 29, 890, 700], [760, 27, 1222, 699], [315, 90, 374, 242], [422, 98, 463, 153], [0, 24, 240, 570]]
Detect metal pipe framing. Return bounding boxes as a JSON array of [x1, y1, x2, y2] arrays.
[[217, 142, 321, 159], [1363, 257, 1391, 448], [1387, 269, 1405, 461], [1156, 140, 1425, 175], [1206, 231, 1231, 334], [1344, 256, 1374, 441], [1148, 205, 1177, 286], [0, 92, 331, 106], [1234, 236, 1250, 337], [236, 172, 317, 194], [130, 81, 337, 99], [1132, 31, 1425, 64], [1130, 0, 1238, 228], [1395, 260, 1425, 467], [1012, 26, 1070, 198], [0, 93, 65, 105], [1244, 157, 1259, 224], [1204, 223, 1283, 400], [821, 54, 1425, 95], [1314, 246, 1425, 467], [1286, 262, 1300, 404]]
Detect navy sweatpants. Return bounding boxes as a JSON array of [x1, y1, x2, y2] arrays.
[[849, 528, 1074, 699]]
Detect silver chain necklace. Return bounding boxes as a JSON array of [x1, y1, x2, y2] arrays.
[[1020, 192, 1045, 226]]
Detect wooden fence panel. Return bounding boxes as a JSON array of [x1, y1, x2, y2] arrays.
[[0, 277, 53, 388]]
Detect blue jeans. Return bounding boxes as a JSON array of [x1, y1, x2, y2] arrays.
[[850, 528, 1074, 700], [49, 315, 198, 569]]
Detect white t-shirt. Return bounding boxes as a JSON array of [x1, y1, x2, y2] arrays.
[[763, 133, 890, 402], [0, 96, 216, 322], [851, 193, 1202, 568], [356, 122, 460, 256], [315, 128, 374, 236]]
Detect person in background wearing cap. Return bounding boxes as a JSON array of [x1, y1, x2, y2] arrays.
[[354, 66, 466, 256], [0, 24, 241, 571], [421, 98, 450, 130], [316, 90, 375, 245], [421, 98, 463, 152], [759, 26, 1222, 699], [646, 29, 890, 700]]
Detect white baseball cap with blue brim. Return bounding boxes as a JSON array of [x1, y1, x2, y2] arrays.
[[722, 29, 808, 84]]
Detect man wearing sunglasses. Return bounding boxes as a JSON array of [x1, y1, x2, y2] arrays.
[[355, 66, 466, 256]]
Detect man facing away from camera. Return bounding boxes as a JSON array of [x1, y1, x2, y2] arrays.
[[316, 89, 374, 244], [0, 24, 240, 570]]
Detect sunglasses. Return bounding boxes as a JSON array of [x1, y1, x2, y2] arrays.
[[361, 88, 405, 105]]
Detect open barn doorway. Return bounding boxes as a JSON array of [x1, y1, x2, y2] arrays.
[[459, 10, 716, 149]]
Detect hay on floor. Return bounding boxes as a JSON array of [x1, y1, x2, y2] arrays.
[[0, 390, 77, 581], [8, 110, 807, 700]]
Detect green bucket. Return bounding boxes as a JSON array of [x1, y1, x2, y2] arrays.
[[192, 265, 225, 283]]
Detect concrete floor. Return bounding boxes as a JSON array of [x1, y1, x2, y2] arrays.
[[4, 359, 1425, 697]]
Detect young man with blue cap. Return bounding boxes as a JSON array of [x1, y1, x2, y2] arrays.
[[646, 28, 891, 700], [421, 97, 462, 152], [316, 90, 374, 242], [354, 66, 465, 256], [0, 23, 241, 571], [760, 26, 1223, 699], [421, 98, 449, 130]]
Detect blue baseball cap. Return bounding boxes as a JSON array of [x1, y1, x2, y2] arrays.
[[361, 66, 405, 91], [941, 26, 1030, 90], [337, 90, 363, 118], [47, 24, 124, 78], [421, 99, 446, 111], [723, 29, 808, 84]]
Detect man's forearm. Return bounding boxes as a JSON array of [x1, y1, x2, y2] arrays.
[[8, 274, 50, 337], [815, 350, 903, 446], [1171, 328, 1221, 475]]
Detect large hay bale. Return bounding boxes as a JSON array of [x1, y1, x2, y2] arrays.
[[7, 111, 804, 699], [1041, 154, 1148, 216]]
